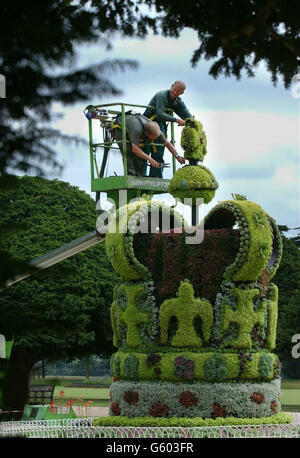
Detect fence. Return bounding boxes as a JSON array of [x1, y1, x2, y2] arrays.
[[1, 418, 300, 438]]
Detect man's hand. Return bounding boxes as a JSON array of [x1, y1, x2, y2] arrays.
[[149, 158, 160, 168], [176, 156, 185, 164], [175, 119, 185, 126]]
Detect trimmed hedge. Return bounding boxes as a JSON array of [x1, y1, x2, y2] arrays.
[[168, 165, 218, 204], [214, 284, 278, 351], [180, 118, 207, 161], [160, 281, 213, 347], [106, 200, 185, 280], [204, 200, 274, 282], [111, 350, 278, 382], [94, 412, 291, 427], [108, 379, 282, 418]]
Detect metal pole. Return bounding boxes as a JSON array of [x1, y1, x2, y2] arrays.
[[170, 113, 176, 175], [121, 104, 128, 178], [88, 119, 94, 188]]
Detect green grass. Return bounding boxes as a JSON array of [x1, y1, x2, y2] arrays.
[[281, 379, 300, 390], [30, 376, 113, 387], [53, 386, 110, 401]]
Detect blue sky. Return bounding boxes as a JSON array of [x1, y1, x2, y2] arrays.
[[51, 29, 299, 231]]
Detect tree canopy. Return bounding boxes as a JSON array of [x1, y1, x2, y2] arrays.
[[273, 235, 300, 362], [0, 0, 139, 284], [142, 0, 300, 88], [0, 176, 118, 362]]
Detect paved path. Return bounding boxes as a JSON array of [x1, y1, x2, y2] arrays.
[[73, 406, 109, 417]]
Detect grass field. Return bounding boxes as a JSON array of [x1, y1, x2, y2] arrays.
[[30, 377, 300, 410]]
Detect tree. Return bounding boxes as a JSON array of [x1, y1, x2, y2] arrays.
[[0, 176, 119, 410], [276, 289, 300, 363], [142, 0, 300, 88], [273, 235, 300, 362], [0, 0, 138, 286]]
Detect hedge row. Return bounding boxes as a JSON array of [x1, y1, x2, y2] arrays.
[[109, 379, 281, 418], [111, 350, 279, 383], [94, 412, 291, 427]]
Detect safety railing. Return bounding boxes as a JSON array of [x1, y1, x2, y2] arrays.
[[85, 102, 177, 185]]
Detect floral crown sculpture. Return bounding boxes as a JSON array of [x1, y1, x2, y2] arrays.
[[105, 119, 283, 420]]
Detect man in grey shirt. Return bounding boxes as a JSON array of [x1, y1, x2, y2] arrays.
[[111, 113, 184, 177]]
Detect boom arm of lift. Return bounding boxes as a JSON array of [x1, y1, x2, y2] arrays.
[[6, 230, 107, 287]]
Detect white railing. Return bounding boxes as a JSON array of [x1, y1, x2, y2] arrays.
[[1, 419, 300, 438]]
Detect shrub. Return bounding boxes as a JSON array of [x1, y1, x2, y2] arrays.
[[149, 403, 170, 417], [204, 354, 228, 382], [123, 354, 140, 380], [212, 404, 227, 418], [179, 392, 198, 407], [258, 354, 274, 378], [251, 393, 265, 404], [174, 356, 195, 380], [123, 391, 139, 406], [94, 413, 292, 427]]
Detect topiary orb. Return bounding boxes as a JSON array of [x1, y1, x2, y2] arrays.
[[168, 165, 218, 205]]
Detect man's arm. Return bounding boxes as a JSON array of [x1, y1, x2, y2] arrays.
[[131, 143, 160, 168], [164, 141, 185, 164], [175, 98, 193, 121], [155, 92, 177, 123]]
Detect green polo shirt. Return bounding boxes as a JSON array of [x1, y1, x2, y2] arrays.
[[144, 89, 192, 123]]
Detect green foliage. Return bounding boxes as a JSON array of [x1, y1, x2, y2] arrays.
[[106, 200, 184, 280], [267, 216, 283, 280], [180, 118, 207, 161], [266, 285, 278, 350], [168, 165, 218, 204], [204, 200, 275, 282], [0, 176, 118, 361], [0, 1, 139, 288], [231, 194, 247, 201], [160, 282, 213, 347], [204, 354, 228, 382], [113, 350, 278, 382], [258, 354, 274, 378], [123, 354, 140, 380], [139, 1, 298, 88], [221, 288, 266, 349], [94, 411, 291, 427], [118, 285, 150, 348], [108, 379, 282, 418], [0, 1, 139, 179], [110, 354, 121, 379], [111, 282, 158, 349]]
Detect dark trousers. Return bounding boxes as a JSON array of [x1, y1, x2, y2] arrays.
[[142, 123, 167, 178], [112, 128, 146, 176]]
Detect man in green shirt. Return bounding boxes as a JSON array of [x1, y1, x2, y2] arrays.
[[143, 81, 193, 177]]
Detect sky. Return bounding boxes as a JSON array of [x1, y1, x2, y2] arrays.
[[51, 28, 300, 232]]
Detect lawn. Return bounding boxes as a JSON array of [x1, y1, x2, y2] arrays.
[[53, 386, 110, 402], [30, 377, 300, 411]]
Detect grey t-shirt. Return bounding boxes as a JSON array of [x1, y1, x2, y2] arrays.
[[119, 114, 166, 145]]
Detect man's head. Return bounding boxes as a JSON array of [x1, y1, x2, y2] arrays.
[[170, 81, 186, 99], [144, 121, 160, 140]]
